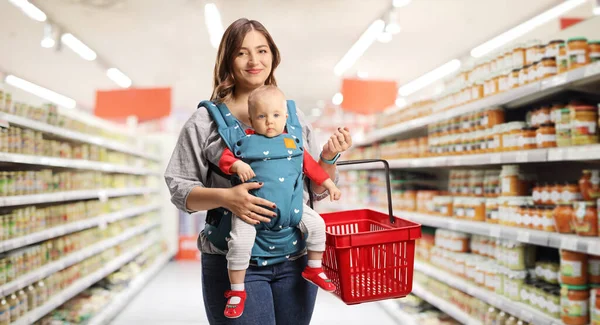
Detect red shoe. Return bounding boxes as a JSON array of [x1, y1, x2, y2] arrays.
[[302, 267, 336, 292], [224, 290, 247, 319]]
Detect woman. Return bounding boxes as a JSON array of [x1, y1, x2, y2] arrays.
[[164, 18, 352, 324]]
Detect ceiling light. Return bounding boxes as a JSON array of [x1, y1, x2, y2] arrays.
[[8, 0, 47, 22], [107, 68, 132, 88], [470, 0, 587, 58], [594, 0, 600, 15], [377, 31, 393, 43], [204, 3, 225, 49], [61, 33, 97, 61], [385, 22, 402, 34], [41, 23, 57, 49], [334, 19, 385, 76], [398, 59, 461, 97], [357, 71, 369, 78], [5, 75, 76, 109], [393, 0, 411, 8], [332, 92, 344, 106], [395, 97, 407, 108]]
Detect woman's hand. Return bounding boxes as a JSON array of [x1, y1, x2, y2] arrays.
[[322, 127, 352, 160], [224, 182, 277, 225]]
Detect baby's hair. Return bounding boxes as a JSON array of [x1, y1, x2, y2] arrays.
[[248, 85, 285, 116]]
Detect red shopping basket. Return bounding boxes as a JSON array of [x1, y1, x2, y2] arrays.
[[318, 159, 421, 304]]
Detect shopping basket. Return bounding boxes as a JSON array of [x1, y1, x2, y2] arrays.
[[316, 159, 422, 304]]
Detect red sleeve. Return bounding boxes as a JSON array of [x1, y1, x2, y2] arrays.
[[219, 148, 239, 175], [303, 152, 330, 185]]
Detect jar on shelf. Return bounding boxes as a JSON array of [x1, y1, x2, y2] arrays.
[[579, 170, 600, 201], [434, 196, 453, 217], [539, 56, 558, 79], [501, 165, 523, 196], [558, 44, 569, 74], [567, 37, 589, 70], [509, 68, 520, 89], [556, 107, 573, 147], [518, 126, 537, 150], [589, 256, 600, 285], [561, 284, 590, 325], [572, 201, 598, 236], [486, 198, 499, 223], [554, 203, 574, 234], [519, 65, 529, 86], [561, 183, 582, 204], [590, 41, 600, 63], [561, 250, 588, 285], [541, 206, 557, 232], [546, 40, 565, 60], [536, 124, 557, 148], [503, 122, 527, 151], [571, 105, 599, 146], [529, 61, 540, 83], [513, 45, 526, 68]]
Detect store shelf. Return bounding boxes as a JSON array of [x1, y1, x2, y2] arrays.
[[411, 283, 482, 325], [0, 204, 161, 253], [320, 202, 600, 256], [415, 261, 560, 325], [376, 300, 418, 325], [13, 237, 164, 325], [0, 221, 159, 297], [87, 252, 173, 325], [357, 62, 600, 146], [0, 187, 157, 208], [0, 152, 159, 175], [340, 145, 600, 170], [0, 112, 161, 162]]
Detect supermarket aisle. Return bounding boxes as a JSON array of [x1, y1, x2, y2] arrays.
[[112, 261, 398, 325]]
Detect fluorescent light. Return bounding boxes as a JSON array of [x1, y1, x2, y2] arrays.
[[395, 97, 407, 108], [61, 33, 97, 61], [398, 59, 461, 97], [334, 19, 385, 76], [393, 0, 411, 8], [595, 7, 600, 15], [332, 92, 344, 106], [9, 0, 47, 22], [204, 3, 225, 49], [5, 75, 76, 109], [357, 71, 369, 78], [107, 68, 132, 88], [385, 22, 402, 34], [471, 0, 587, 58], [41, 38, 55, 48], [377, 31, 393, 43]]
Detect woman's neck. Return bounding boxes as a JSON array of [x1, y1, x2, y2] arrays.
[[227, 89, 253, 126]]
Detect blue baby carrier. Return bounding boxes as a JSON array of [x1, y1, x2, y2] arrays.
[[199, 100, 307, 266]]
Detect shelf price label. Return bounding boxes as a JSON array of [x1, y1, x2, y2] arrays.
[[517, 231, 530, 243], [584, 62, 600, 78], [516, 152, 528, 163], [561, 237, 578, 251], [489, 228, 501, 238]]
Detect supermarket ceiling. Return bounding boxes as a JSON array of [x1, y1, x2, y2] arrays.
[[0, 0, 594, 116]]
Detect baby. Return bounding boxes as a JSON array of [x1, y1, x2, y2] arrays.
[[218, 85, 342, 318]]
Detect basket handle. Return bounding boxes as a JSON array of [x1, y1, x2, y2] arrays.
[[336, 159, 395, 224]]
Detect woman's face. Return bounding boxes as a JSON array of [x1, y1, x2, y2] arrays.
[[232, 30, 273, 92]]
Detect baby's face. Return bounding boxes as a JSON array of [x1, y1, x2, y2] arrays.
[[250, 96, 287, 138]]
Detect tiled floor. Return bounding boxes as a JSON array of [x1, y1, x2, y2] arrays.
[[112, 261, 399, 325]]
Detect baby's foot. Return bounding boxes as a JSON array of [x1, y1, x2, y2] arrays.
[[224, 290, 247, 319], [302, 266, 336, 292]]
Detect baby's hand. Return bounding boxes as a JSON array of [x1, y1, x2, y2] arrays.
[[322, 179, 342, 201], [232, 161, 256, 182]]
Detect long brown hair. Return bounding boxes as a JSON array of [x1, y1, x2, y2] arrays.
[[211, 18, 281, 103]]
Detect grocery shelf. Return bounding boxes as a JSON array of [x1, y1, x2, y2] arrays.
[[0, 112, 161, 162], [0, 203, 161, 253], [12, 237, 164, 325], [0, 152, 160, 175], [415, 261, 560, 325], [357, 62, 600, 146], [321, 202, 600, 256], [411, 283, 482, 325], [340, 145, 600, 171], [0, 187, 157, 208], [376, 300, 418, 325], [0, 221, 159, 297], [87, 251, 174, 325]]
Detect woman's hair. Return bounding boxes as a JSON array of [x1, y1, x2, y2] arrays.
[[211, 18, 281, 103]]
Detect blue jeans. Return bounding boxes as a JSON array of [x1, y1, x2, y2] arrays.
[[201, 253, 318, 325]]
